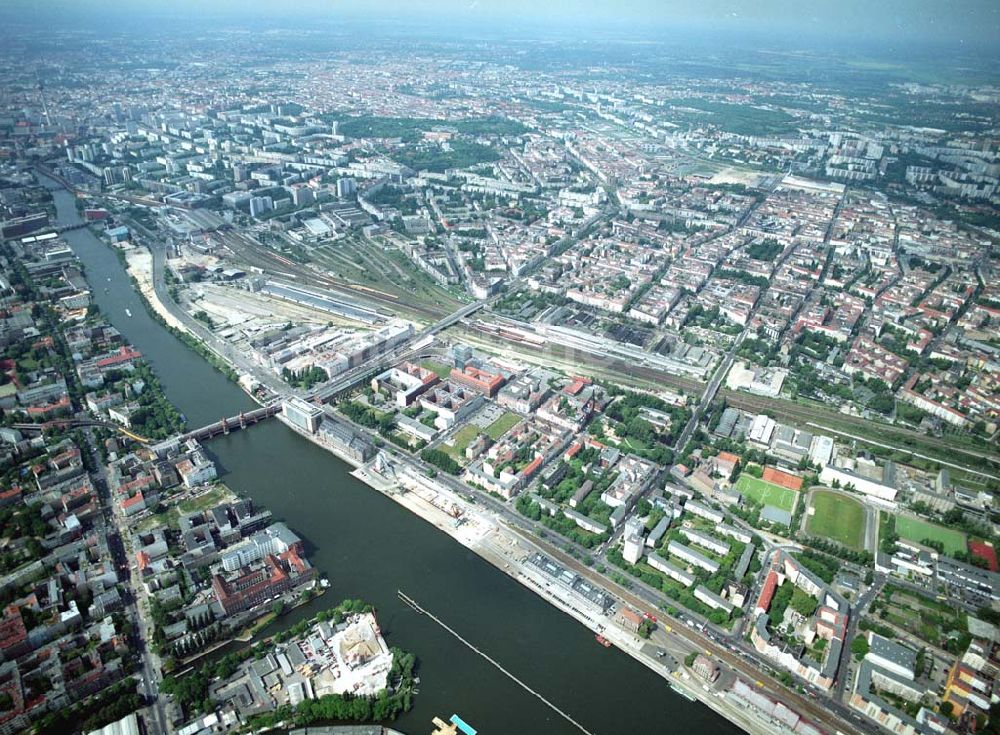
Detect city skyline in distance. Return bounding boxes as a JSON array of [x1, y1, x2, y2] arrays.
[[1, 0, 999, 51]]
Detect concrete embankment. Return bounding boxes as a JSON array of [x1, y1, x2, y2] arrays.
[[278, 417, 777, 735]]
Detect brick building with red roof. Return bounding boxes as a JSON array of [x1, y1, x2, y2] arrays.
[[0, 606, 31, 661], [450, 365, 506, 397], [212, 550, 315, 616], [755, 569, 780, 615]]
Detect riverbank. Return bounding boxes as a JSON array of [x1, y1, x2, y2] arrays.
[[126, 250, 774, 735], [278, 417, 776, 735], [124, 245, 188, 332], [232, 583, 329, 642]]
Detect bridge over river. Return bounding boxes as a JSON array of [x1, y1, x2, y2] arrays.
[[13, 404, 281, 448]]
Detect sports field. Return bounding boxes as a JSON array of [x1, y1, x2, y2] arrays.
[[806, 490, 865, 550], [895, 516, 967, 555], [734, 474, 797, 512]]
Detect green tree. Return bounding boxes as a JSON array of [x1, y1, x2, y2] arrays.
[[420, 448, 461, 475], [790, 588, 818, 617], [769, 582, 794, 627]]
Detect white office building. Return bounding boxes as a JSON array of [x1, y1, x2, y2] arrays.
[[283, 397, 323, 434], [622, 517, 645, 564], [695, 585, 735, 613]]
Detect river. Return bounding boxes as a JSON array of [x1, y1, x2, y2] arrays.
[[45, 181, 744, 735]]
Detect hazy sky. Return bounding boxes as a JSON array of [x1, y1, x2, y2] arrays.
[[4, 0, 999, 49]]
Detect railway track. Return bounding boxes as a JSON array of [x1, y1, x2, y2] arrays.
[[209, 225, 998, 474], [724, 391, 1000, 471], [218, 230, 452, 321], [521, 523, 869, 735], [462, 322, 999, 473]]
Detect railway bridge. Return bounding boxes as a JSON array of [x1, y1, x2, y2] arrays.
[[148, 404, 281, 455], [15, 404, 281, 451]]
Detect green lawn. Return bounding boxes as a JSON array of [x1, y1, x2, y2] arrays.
[[442, 424, 481, 461], [734, 474, 797, 512], [136, 485, 235, 532], [420, 360, 453, 379], [895, 516, 967, 555], [484, 412, 522, 440], [806, 490, 866, 551], [177, 485, 235, 515], [135, 507, 179, 532]]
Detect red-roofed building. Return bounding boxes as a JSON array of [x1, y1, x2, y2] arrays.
[[212, 550, 315, 616], [762, 467, 803, 491], [213, 555, 291, 616], [564, 376, 591, 396], [402, 361, 438, 386], [64, 653, 115, 700], [371, 362, 440, 407], [714, 451, 740, 479], [0, 680, 28, 734], [278, 548, 309, 573], [617, 607, 644, 633], [25, 395, 71, 420], [0, 487, 22, 508], [450, 365, 506, 397], [61, 481, 94, 512], [523, 456, 544, 481], [49, 447, 81, 470], [816, 606, 848, 641], [95, 346, 141, 370], [756, 569, 779, 615], [121, 492, 146, 516], [117, 474, 156, 498], [968, 540, 999, 572], [0, 606, 30, 660]]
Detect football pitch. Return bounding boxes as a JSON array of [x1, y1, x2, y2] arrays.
[[734, 474, 797, 512], [806, 490, 866, 551], [895, 516, 967, 555]]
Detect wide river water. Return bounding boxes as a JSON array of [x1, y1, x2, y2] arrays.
[[46, 181, 743, 735]]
